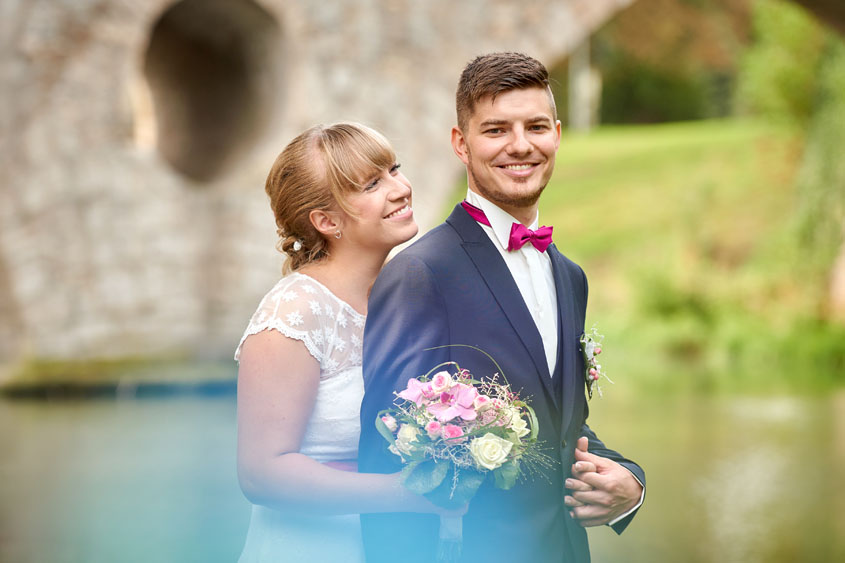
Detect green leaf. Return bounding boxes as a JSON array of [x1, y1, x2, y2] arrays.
[[401, 459, 450, 495], [374, 410, 397, 447], [424, 344, 510, 386], [426, 467, 486, 509], [524, 404, 540, 442], [420, 361, 460, 380], [493, 460, 520, 490]]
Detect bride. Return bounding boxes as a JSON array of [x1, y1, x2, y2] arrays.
[[234, 122, 447, 562]]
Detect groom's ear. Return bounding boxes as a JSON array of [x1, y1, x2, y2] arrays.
[[451, 126, 470, 165], [309, 209, 342, 239]]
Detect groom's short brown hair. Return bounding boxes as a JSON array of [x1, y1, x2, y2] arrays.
[[455, 52, 556, 131]]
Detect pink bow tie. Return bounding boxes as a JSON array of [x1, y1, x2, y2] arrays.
[[461, 201, 554, 253]]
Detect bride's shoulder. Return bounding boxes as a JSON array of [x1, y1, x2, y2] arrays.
[[234, 273, 329, 362], [262, 273, 322, 304]]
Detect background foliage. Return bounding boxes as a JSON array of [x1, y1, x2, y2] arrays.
[[516, 0, 845, 392]]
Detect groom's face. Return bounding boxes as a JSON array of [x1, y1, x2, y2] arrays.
[[451, 87, 561, 220]]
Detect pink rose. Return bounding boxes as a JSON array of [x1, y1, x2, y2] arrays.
[[425, 420, 442, 439], [441, 424, 465, 442], [430, 371, 453, 394], [473, 395, 492, 411], [381, 415, 398, 433]]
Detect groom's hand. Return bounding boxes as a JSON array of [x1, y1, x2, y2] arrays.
[[564, 437, 642, 527]]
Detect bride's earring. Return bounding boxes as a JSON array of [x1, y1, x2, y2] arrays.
[[335, 230, 342, 239]]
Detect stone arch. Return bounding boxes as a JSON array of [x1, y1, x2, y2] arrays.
[[142, 0, 281, 182]]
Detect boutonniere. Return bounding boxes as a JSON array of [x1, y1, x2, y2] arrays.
[[580, 326, 613, 399]]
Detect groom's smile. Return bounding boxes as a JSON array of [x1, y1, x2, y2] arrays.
[[497, 161, 542, 179]]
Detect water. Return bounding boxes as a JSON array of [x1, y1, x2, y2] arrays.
[[1, 391, 843, 562], [0, 397, 249, 563], [587, 390, 845, 563]]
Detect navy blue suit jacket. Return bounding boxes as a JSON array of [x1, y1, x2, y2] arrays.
[[359, 204, 645, 563]]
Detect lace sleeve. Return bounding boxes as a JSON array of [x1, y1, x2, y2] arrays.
[[234, 277, 326, 363]]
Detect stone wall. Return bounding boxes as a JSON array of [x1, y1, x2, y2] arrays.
[[0, 0, 633, 376]]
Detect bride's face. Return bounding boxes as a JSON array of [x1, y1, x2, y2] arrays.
[[341, 163, 418, 252]]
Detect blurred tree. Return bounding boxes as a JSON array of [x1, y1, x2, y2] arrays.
[[552, 0, 754, 124], [792, 0, 845, 34], [737, 0, 845, 321], [734, 0, 826, 123], [795, 41, 845, 320]]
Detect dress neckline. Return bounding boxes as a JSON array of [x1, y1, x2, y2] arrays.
[[291, 272, 367, 319]]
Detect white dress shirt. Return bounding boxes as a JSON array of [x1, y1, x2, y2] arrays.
[[465, 190, 644, 526], [466, 190, 558, 375]]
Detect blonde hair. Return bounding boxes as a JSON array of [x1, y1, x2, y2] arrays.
[[265, 122, 397, 272]]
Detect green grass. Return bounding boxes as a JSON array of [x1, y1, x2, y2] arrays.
[[449, 118, 845, 392]]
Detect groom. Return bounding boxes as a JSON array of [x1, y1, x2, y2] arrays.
[[359, 52, 645, 562]]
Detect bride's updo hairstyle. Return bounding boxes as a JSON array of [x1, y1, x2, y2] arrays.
[[265, 122, 397, 272]]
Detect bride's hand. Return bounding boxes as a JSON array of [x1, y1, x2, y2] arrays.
[[417, 494, 468, 517], [391, 472, 469, 515]]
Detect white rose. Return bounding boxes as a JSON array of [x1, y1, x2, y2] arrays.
[[394, 424, 421, 456], [469, 433, 513, 471], [501, 406, 517, 422], [509, 414, 530, 439]]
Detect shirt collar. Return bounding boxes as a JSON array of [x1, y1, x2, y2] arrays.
[[465, 189, 539, 252]]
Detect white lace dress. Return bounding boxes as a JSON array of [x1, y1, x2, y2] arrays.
[[234, 273, 367, 563]]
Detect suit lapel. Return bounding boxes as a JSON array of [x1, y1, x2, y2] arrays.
[[446, 205, 558, 409], [549, 244, 579, 434]]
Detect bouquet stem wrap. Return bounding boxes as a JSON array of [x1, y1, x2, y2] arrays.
[[437, 514, 463, 563]]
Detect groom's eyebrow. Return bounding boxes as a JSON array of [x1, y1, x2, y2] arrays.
[[479, 119, 509, 127], [526, 115, 554, 125], [478, 115, 553, 128]]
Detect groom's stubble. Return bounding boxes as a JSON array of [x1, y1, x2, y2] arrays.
[[466, 145, 549, 211]]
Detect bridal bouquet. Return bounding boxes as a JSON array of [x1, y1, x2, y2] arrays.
[[375, 356, 552, 561]]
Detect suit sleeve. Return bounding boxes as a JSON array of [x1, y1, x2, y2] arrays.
[[358, 254, 450, 562], [359, 253, 452, 471], [575, 263, 646, 534]]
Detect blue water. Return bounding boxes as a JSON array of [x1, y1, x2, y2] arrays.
[[0, 396, 249, 563], [2, 390, 844, 562]]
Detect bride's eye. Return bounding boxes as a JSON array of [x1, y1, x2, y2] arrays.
[[389, 163, 401, 175], [364, 176, 380, 191]]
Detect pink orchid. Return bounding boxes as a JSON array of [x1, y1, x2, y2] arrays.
[[397, 378, 433, 406], [426, 383, 479, 422]]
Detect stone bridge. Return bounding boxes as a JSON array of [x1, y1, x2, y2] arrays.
[[0, 0, 633, 374]]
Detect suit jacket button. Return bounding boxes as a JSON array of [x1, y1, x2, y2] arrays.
[[561, 439, 567, 448]]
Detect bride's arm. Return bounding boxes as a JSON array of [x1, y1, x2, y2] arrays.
[[236, 329, 437, 516]]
